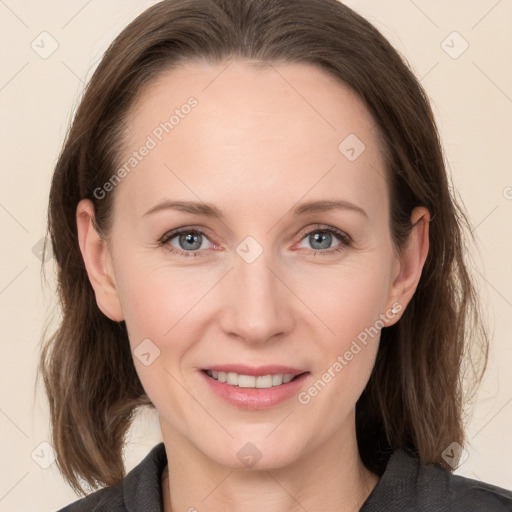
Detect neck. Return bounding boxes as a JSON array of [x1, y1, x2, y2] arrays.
[[160, 414, 379, 512]]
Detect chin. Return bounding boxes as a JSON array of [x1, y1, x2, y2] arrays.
[[201, 434, 303, 472]]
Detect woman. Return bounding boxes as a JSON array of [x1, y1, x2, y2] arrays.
[[40, 0, 512, 510]]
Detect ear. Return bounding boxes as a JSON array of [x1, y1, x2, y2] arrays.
[[76, 199, 124, 322], [384, 206, 430, 326]]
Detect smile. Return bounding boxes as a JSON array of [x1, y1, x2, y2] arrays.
[[200, 367, 311, 409], [204, 370, 302, 388]]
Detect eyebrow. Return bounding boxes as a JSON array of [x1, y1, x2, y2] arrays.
[[142, 200, 223, 218], [142, 199, 368, 219], [292, 199, 368, 218]]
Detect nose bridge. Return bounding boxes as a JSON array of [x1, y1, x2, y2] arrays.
[[219, 241, 293, 343]]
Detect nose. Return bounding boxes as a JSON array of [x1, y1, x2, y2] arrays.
[[217, 246, 295, 345]]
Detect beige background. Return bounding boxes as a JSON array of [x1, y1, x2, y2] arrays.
[[0, 0, 511, 510]]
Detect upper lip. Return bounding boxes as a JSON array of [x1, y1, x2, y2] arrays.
[[202, 364, 307, 377]]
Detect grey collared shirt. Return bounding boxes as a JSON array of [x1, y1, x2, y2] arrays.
[[58, 443, 512, 511]]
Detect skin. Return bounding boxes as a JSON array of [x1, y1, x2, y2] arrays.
[[76, 59, 429, 512]]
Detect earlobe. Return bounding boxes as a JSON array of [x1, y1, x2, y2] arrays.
[[385, 206, 430, 326], [76, 199, 124, 322]]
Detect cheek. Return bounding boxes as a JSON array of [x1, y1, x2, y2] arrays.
[[290, 256, 391, 341], [114, 251, 215, 346], [113, 258, 213, 422], [294, 279, 385, 437], [290, 257, 390, 401]]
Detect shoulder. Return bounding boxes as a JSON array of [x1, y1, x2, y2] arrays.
[[57, 483, 125, 512], [361, 448, 512, 512], [57, 443, 167, 512]]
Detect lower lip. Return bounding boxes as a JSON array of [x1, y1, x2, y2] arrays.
[[200, 370, 311, 410]]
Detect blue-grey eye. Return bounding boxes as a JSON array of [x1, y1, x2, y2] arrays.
[[167, 230, 211, 251], [180, 232, 202, 250], [308, 231, 334, 250], [295, 227, 349, 253]]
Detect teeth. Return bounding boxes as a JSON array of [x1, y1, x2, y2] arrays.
[[272, 374, 283, 386], [238, 374, 256, 387], [226, 372, 238, 385], [282, 374, 294, 384], [255, 375, 273, 388], [205, 370, 299, 388]]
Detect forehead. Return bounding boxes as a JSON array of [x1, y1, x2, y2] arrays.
[[116, 58, 389, 221]]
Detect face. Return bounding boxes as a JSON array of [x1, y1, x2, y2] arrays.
[[84, 59, 414, 470]]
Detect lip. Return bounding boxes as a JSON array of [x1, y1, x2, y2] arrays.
[[203, 364, 306, 377], [199, 368, 311, 410]]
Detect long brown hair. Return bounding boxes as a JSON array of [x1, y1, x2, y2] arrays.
[[40, 0, 488, 494]]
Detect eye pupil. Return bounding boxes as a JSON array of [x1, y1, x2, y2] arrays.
[[179, 232, 202, 250], [310, 231, 332, 250]]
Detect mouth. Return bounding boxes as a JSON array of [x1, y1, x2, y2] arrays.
[[202, 369, 308, 389], [199, 365, 311, 409]]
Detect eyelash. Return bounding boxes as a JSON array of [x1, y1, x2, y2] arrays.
[[158, 224, 352, 258]]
